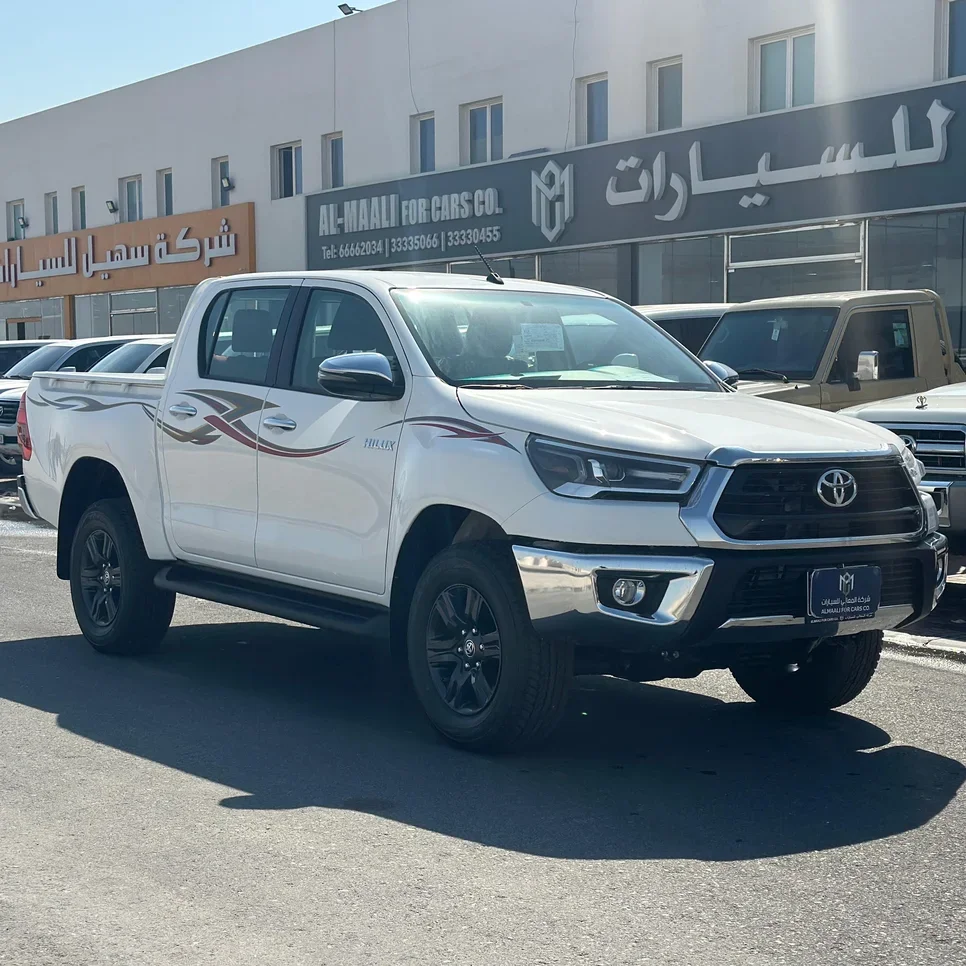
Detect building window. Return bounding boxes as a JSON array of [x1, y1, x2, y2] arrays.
[[753, 27, 815, 113], [540, 247, 620, 298], [71, 187, 86, 230], [211, 158, 231, 208], [578, 74, 608, 145], [636, 235, 724, 304], [462, 98, 503, 165], [7, 200, 25, 241], [272, 142, 303, 199], [648, 57, 683, 132], [943, 0, 966, 77], [119, 175, 143, 222], [157, 169, 173, 218], [411, 113, 435, 174], [44, 192, 59, 235], [322, 133, 344, 189]]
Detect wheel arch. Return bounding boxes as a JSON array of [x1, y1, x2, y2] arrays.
[[56, 458, 133, 579], [389, 505, 507, 659]]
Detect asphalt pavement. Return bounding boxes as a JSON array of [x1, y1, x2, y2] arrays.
[[1, 484, 965, 965]]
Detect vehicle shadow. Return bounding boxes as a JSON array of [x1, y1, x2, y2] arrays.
[[1, 620, 962, 862]]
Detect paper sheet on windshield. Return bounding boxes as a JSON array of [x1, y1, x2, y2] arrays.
[[519, 323, 565, 352]]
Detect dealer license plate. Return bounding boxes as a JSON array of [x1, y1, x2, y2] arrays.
[[807, 566, 881, 623]]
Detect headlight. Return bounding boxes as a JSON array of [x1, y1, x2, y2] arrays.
[[526, 436, 702, 500], [901, 444, 926, 485]]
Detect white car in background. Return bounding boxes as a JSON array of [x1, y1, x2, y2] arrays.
[[86, 336, 174, 376], [0, 335, 141, 467], [0, 340, 51, 377]]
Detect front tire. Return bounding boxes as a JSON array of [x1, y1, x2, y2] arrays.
[[407, 543, 573, 752], [69, 499, 175, 655], [731, 630, 883, 712]]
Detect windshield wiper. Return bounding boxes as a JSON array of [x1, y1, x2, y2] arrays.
[[735, 367, 789, 384], [457, 381, 535, 389]]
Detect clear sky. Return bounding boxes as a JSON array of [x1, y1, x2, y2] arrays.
[[0, 0, 393, 123]]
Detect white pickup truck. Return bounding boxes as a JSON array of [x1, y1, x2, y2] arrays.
[[17, 271, 948, 751]]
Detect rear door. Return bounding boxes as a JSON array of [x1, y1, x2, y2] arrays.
[[821, 306, 927, 410], [253, 282, 408, 594], [158, 282, 298, 568]]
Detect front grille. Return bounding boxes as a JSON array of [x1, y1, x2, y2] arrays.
[[884, 424, 966, 474], [0, 400, 18, 424], [728, 557, 922, 619], [714, 460, 922, 541]]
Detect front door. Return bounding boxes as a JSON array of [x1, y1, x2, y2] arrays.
[[254, 283, 408, 595], [821, 306, 927, 411], [158, 283, 297, 568]]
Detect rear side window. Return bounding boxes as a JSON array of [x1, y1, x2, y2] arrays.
[[64, 342, 124, 372], [200, 288, 292, 385]]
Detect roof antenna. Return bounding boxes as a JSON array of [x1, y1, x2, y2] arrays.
[[474, 245, 504, 285]]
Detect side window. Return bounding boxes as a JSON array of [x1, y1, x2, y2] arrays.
[[63, 343, 119, 371], [833, 308, 915, 382], [152, 347, 171, 370], [201, 287, 291, 385], [291, 289, 396, 392]]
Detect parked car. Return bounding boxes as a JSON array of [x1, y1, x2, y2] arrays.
[[0, 339, 51, 377], [87, 336, 174, 376], [0, 335, 138, 467], [700, 290, 964, 409], [635, 303, 733, 354], [845, 383, 966, 535], [18, 272, 947, 751]]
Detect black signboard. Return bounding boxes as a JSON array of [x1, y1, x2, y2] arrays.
[[306, 79, 966, 270]]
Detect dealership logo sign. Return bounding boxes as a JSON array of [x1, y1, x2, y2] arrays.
[[531, 160, 574, 243]]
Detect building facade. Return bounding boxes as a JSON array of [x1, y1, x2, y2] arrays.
[[3, 0, 966, 348]]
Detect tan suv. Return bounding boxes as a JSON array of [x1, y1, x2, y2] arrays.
[[700, 290, 964, 409]]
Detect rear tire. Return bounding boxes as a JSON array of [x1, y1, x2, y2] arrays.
[[731, 630, 882, 712], [407, 542, 573, 752], [69, 499, 175, 655]]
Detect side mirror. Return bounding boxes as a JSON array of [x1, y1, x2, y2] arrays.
[[703, 360, 740, 387], [146, 366, 166, 375], [318, 352, 403, 400], [59, 366, 77, 373], [856, 350, 880, 383]]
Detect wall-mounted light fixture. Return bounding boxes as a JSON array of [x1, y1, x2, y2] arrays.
[[17, 215, 28, 230], [221, 175, 234, 192], [106, 200, 118, 214], [338, 3, 362, 14]]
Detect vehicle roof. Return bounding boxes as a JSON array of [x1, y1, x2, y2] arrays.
[[723, 290, 938, 311], [126, 335, 175, 345], [635, 303, 734, 319], [213, 270, 606, 299], [67, 334, 141, 345], [0, 339, 50, 347]]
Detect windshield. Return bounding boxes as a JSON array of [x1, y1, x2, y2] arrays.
[[3, 343, 69, 379], [392, 289, 720, 390], [89, 341, 164, 373], [702, 307, 839, 381]]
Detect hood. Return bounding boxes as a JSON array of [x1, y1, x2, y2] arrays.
[[0, 380, 28, 397], [843, 382, 966, 421], [456, 388, 900, 464], [733, 380, 811, 399]]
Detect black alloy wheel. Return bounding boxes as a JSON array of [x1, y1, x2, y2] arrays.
[[79, 529, 122, 627], [425, 583, 502, 715]]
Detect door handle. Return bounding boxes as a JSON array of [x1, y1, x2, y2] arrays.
[[263, 415, 297, 432], [168, 403, 197, 418]]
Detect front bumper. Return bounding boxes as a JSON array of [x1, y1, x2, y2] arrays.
[[919, 479, 966, 532], [512, 532, 948, 655], [0, 421, 19, 462]]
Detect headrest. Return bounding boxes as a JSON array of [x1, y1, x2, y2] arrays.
[[230, 310, 274, 354]]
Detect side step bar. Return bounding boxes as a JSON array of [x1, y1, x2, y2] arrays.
[[154, 563, 389, 638]]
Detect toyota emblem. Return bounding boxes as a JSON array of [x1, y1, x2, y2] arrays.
[[817, 469, 858, 508]]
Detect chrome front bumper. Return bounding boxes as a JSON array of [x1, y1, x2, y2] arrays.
[[512, 546, 713, 642], [511, 535, 947, 651]]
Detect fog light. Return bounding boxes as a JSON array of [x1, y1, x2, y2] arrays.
[[612, 578, 647, 607]]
